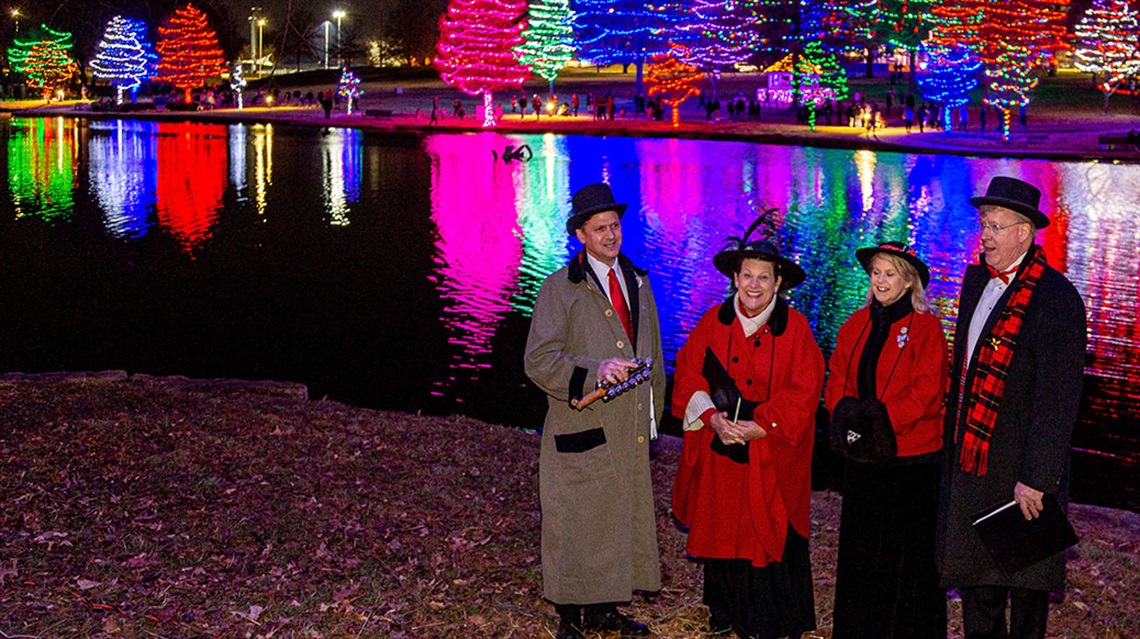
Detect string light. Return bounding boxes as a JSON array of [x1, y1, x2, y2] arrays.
[[434, 0, 530, 127], [91, 16, 158, 105], [337, 67, 362, 114], [516, 0, 574, 93], [230, 63, 247, 109], [1073, 0, 1140, 114], [645, 43, 703, 127], [7, 24, 78, 101], [156, 3, 226, 104], [916, 45, 982, 131]]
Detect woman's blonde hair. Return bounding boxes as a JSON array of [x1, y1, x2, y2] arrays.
[[863, 252, 933, 313]]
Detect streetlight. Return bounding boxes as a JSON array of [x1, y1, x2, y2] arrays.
[[333, 10, 345, 66], [257, 18, 266, 74], [11, 8, 20, 35], [248, 7, 261, 71], [323, 20, 330, 69]]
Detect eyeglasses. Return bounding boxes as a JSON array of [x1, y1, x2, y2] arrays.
[[977, 220, 1027, 234]]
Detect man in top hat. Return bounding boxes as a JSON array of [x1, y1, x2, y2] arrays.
[[937, 176, 1087, 639], [524, 182, 666, 639]]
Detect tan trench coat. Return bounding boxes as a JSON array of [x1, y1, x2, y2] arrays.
[[524, 251, 666, 605]]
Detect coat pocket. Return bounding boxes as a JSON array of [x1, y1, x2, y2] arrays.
[[555, 427, 607, 453]]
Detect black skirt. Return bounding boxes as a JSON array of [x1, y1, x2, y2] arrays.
[[703, 525, 816, 639], [832, 457, 946, 639]]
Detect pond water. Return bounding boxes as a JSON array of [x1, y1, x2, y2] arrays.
[[1, 117, 1137, 510]]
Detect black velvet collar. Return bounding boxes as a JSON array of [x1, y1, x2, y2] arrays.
[[869, 295, 914, 325]]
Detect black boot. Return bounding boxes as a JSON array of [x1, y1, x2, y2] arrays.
[[554, 604, 583, 639], [583, 603, 652, 637]]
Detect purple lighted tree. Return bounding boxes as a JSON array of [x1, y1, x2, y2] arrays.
[[1074, 0, 1140, 114], [434, 0, 530, 127], [679, 0, 766, 102]]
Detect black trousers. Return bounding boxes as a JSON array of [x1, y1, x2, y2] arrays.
[[960, 586, 1049, 639]]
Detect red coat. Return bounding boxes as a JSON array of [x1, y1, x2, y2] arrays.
[[671, 297, 824, 568], [824, 305, 948, 457]]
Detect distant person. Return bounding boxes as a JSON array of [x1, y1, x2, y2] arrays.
[[917, 104, 927, 133], [534, 93, 542, 120], [958, 105, 969, 132], [519, 94, 528, 119], [938, 176, 1087, 639], [320, 94, 333, 119], [571, 93, 580, 117], [886, 88, 895, 115], [453, 98, 462, 117], [429, 96, 439, 126], [979, 105, 987, 134], [904, 105, 914, 133], [524, 182, 665, 639]]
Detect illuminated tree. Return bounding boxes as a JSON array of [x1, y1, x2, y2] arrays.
[[1073, 0, 1140, 114], [517, 0, 575, 93], [230, 63, 247, 109], [930, 0, 1070, 141], [679, 0, 766, 102], [572, 0, 691, 95], [7, 24, 78, 101], [434, 0, 530, 127], [91, 16, 158, 105], [796, 40, 848, 129], [156, 3, 226, 103], [338, 67, 363, 114], [646, 44, 703, 127], [917, 45, 982, 131]]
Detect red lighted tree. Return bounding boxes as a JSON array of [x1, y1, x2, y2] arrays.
[[434, 0, 530, 127], [646, 45, 703, 127], [156, 3, 225, 103]]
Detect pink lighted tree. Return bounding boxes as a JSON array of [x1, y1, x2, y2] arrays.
[[434, 0, 530, 127]]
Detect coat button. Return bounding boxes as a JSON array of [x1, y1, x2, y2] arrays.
[[616, 340, 624, 349], [638, 436, 645, 443], [732, 356, 739, 363], [605, 309, 613, 317], [746, 379, 753, 386]]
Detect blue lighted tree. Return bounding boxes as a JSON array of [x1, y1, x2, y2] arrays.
[[572, 0, 692, 95], [91, 15, 158, 104], [917, 45, 982, 132]]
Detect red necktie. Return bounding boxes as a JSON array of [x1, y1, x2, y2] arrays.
[[608, 268, 632, 340], [986, 264, 1017, 285]]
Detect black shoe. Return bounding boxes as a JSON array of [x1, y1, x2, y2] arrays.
[[583, 608, 652, 637], [556, 620, 584, 639], [555, 604, 583, 639]]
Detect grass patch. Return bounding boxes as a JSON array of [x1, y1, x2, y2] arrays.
[[1, 373, 1136, 637]]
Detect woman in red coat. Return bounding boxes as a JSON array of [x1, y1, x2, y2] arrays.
[[671, 230, 825, 639], [825, 241, 949, 638]]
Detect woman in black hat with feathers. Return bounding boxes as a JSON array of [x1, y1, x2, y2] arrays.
[[671, 216, 824, 639], [824, 241, 949, 638]]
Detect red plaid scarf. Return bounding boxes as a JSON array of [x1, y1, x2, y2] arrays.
[[958, 248, 1048, 475]]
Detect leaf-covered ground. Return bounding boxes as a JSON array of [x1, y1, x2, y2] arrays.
[[1, 372, 1136, 638]]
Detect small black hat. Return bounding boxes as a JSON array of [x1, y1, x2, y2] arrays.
[[566, 182, 628, 234], [969, 176, 1050, 229], [855, 241, 931, 287], [713, 239, 806, 289]]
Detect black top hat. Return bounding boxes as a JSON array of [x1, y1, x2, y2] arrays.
[[969, 176, 1050, 229], [566, 182, 628, 234], [713, 239, 806, 289], [855, 241, 931, 287]]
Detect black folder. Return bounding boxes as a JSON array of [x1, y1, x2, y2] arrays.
[[701, 348, 757, 464], [971, 493, 1079, 577]]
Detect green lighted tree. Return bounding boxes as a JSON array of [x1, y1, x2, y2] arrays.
[[7, 24, 78, 101], [516, 0, 575, 94]]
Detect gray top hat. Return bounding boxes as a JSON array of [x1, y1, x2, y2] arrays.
[[566, 183, 628, 234], [969, 176, 1050, 229]]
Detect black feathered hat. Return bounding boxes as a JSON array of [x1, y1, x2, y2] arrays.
[[712, 209, 805, 289]]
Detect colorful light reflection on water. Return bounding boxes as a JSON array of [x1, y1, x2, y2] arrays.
[[1, 119, 1136, 509]]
